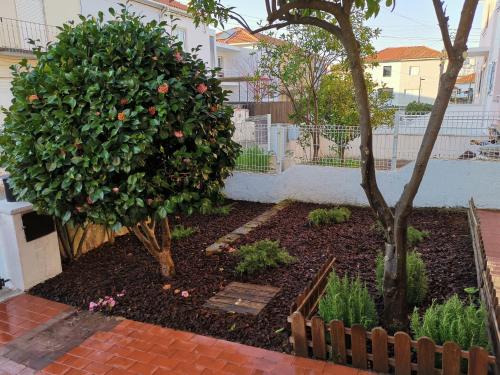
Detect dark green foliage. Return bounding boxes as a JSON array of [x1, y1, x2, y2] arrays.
[[376, 251, 428, 306], [410, 294, 490, 350], [308, 207, 351, 226], [235, 240, 296, 275], [200, 202, 233, 216], [407, 226, 430, 247], [405, 101, 434, 113], [318, 271, 378, 329], [171, 225, 197, 241], [0, 7, 239, 230]]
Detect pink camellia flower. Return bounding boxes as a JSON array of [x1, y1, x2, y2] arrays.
[[86, 196, 93, 205], [196, 83, 208, 95], [117, 290, 125, 297], [148, 106, 156, 116], [112, 187, 120, 194], [28, 94, 39, 103], [75, 206, 83, 213], [174, 130, 184, 138], [181, 291, 189, 298], [108, 298, 116, 308], [174, 51, 183, 62], [89, 301, 98, 312], [158, 83, 169, 94]]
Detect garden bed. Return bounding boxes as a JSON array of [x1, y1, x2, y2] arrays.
[[31, 201, 477, 353]]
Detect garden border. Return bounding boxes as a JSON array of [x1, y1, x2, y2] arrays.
[[468, 198, 500, 372], [287, 249, 496, 374]]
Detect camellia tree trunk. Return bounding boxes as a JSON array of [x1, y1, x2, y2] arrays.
[[129, 218, 175, 277], [188, 0, 479, 328]]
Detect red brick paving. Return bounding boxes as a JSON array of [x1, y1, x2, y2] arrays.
[[0, 294, 365, 374], [38, 319, 368, 374], [0, 294, 70, 346], [478, 209, 500, 293]]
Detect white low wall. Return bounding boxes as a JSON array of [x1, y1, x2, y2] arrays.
[[224, 160, 500, 209]]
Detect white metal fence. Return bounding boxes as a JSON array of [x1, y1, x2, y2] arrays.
[[0, 17, 58, 54], [232, 111, 500, 173]]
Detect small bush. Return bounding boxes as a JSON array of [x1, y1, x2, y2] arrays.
[[171, 225, 197, 241], [235, 240, 296, 275], [318, 271, 378, 329], [410, 294, 490, 350], [308, 207, 351, 226], [201, 203, 233, 216], [407, 226, 430, 247], [406, 101, 434, 113], [375, 251, 428, 306]]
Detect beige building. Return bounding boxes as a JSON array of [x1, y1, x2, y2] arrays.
[[366, 46, 445, 106]]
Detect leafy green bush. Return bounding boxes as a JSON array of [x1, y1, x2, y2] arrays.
[[308, 207, 351, 226], [410, 294, 490, 350], [318, 271, 378, 329], [376, 251, 428, 306], [236, 146, 272, 172], [0, 8, 240, 275], [200, 203, 233, 216], [407, 226, 430, 247], [235, 240, 296, 275], [406, 101, 434, 113], [171, 225, 197, 241]]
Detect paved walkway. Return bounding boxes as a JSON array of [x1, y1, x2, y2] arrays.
[[478, 209, 500, 290], [0, 294, 367, 375]]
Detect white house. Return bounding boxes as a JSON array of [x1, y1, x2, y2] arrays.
[[468, 0, 500, 112], [0, 0, 218, 123], [365, 46, 445, 107], [216, 27, 284, 103]]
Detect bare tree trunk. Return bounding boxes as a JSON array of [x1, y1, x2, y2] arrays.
[[130, 217, 175, 277]]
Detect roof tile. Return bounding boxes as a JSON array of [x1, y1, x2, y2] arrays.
[[368, 46, 442, 62]]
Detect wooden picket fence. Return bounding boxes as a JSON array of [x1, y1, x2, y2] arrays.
[[288, 255, 497, 374], [468, 199, 500, 370]]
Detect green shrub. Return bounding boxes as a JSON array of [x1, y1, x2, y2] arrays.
[[410, 294, 490, 350], [171, 225, 197, 241], [308, 207, 351, 226], [236, 146, 272, 172], [375, 251, 428, 306], [200, 203, 233, 216], [235, 240, 296, 275], [405, 101, 434, 113], [407, 226, 430, 247], [318, 271, 378, 329]]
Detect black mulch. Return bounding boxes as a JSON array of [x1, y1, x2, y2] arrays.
[[30, 201, 476, 353]]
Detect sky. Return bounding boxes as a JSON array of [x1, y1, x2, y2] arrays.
[[180, 0, 485, 52]]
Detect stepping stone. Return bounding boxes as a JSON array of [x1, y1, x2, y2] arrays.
[[204, 282, 280, 315]]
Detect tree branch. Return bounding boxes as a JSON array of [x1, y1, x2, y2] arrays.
[[432, 0, 454, 58]]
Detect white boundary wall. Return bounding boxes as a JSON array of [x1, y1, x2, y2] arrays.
[[224, 160, 500, 209]]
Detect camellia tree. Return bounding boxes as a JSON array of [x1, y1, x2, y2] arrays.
[[189, 0, 478, 328], [0, 7, 239, 277]]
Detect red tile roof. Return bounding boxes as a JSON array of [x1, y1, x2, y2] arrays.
[[154, 0, 188, 11], [368, 46, 443, 62], [217, 27, 283, 46], [456, 73, 475, 84]]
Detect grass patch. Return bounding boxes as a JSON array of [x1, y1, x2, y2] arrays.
[[306, 157, 361, 168], [236, 146, 273, 173], [308, 207, 351, 226], [171, 225, 197, 241]]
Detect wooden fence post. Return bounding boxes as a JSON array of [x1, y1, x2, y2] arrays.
[[417, 337, 436, 375], [371, 327, 389, 373], [311, 316, 327, 360], [291, 311, 308, 357], [351, 325, 368, 369], [442, 341, 461, 375], [394, 332, 412, 375], [468, 346, 489, 375], [330, 320, 346, 364]]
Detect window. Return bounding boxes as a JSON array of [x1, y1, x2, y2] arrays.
[[378, 87, 394, 98], [217, 56, 224, 68], [173, 28, 187, 51], [487, 61, 496, 94], [409, 66, 420, 76], [383, 66, 392, 77]]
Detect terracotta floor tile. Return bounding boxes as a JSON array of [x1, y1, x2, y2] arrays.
[[128, 361, 159, 375], [42, 362, 71, 375], [82, 362, 113, 375], [105, 355, 136, 369]]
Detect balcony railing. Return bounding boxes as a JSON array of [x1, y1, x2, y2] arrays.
[[0, 17, 58, 55]]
